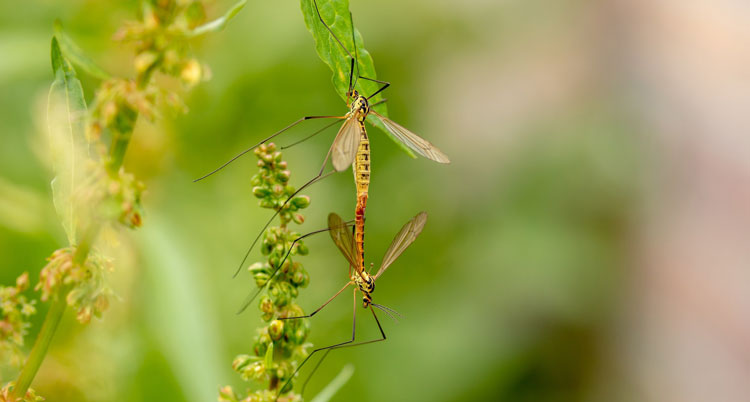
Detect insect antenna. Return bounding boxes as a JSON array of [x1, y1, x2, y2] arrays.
[[371, 302, 403, 323]]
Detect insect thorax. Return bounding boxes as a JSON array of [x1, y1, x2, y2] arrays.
[[349, 91, 369, 122], [353, 271, 375, 295]]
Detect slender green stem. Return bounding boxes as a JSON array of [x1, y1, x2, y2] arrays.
[[10, 298, 66, 399], [106, 106, 138, 175], [10, 225, 98, 398]]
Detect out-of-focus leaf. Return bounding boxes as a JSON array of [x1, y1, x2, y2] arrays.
[[310, 364, 354, 402], [299, 0, 415, 157], [188, 0, 247, 37], [138, 218, 226, 402], [53, 20, 110, 80], [48, 37, 88, 244]]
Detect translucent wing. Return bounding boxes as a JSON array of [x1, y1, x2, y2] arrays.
[[375, 211, 428, 280], [370, 111, 450, 164], [331, 116, 361, 171], [328, 212, 360, 268]]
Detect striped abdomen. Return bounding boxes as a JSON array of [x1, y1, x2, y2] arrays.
[[354, 121, 370, 277]]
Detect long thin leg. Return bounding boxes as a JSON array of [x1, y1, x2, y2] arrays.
[[298, 306, 388, 397], [279, 281, 352, 320], [276, 288, 358, 400], [236, 221, 353, 315], [312, 0, 354, 63], [194, 115, 344, 182], [327, 306, 386, 350], [360, 77, 390, 101], [234, 140, 339, 278], [281, 118, 342, 150], [369, 98, 388, 108]]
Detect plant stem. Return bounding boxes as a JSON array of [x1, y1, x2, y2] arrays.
[[10, 298, 66, 399], [10, 225, 98, 398], [106, 107, 138, 175]]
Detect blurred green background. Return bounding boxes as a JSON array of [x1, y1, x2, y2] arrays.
[[0, 0, 642, 401]]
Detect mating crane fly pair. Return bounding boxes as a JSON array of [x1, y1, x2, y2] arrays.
[[195, 0, 449, 398], [194, 0, 450, 286]]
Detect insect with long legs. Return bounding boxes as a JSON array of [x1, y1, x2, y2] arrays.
[[195, 0, 449, 286], [272, 211, 428, 399]]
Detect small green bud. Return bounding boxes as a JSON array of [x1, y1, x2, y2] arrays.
[[248, 262, 265, 274], [232, 354, 254, 371], [291, 270, 306, 287], [259, 295, 274, 314], [265, 143, 276, 152], [276, 170, 291, 183], [268, 319, 284, 341], [292, 213, 305, 224], [259, 199, 274, 209], [296, 243, 309, 255], [291, 195, 310, 209], [253, 272, 269, 288], [254, 331, 271, 356], [252, 186, 270, 198]]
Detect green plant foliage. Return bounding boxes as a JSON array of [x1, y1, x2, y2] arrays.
[[53, 20, 111, 80], [48, 37, 88, 244], [189, 0, 248, 37], [298, 0, 415, 157]]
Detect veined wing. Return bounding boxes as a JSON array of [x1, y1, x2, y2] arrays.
[[328, 212, 360, 268], [370, 111, 450, 164], [374, 211, 428, 280], [331, 116, 362, 171]]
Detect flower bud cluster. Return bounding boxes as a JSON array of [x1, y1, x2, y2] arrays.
[[76, 162, 146, 230], [0, 273, 36, 367], [36, 247, 112, 324], [221, 144, 311, 401], [113, 0, 211, 87]]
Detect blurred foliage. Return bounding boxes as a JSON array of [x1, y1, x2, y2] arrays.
[[0, 0, 642, 401]]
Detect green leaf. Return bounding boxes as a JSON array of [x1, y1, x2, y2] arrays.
[[48, 37, 88, 244], [188, 0, 248, 37], [309, 364, 354, 402], [299, 0, 415, 157], [53, 20, 110, 80], [264, 341, 274, 368]]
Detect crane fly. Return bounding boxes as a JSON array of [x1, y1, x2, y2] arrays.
[[195, 0, 449, 283], [274, 211, 428, 399]]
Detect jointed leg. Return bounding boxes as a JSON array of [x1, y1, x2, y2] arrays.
[[234, 140, 340, 277], [194, 115, 344, 182], [276, 288, 359, 400], [279, 281, 352, 320], [236, 222, 352, 315], [298, 306, 388, 397]]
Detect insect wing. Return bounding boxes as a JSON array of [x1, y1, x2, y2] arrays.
[[375, 211, 428, 280], [371, 111, 450, 164], [328, 212, 360, 268], [331, 116, 361, 171]]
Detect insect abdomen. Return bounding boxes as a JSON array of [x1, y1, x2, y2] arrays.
[[354, 123, 370, 276]]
